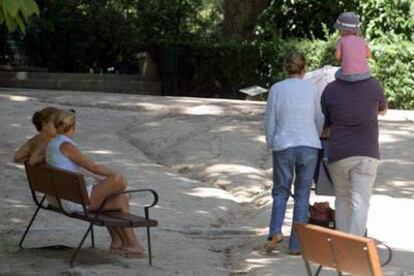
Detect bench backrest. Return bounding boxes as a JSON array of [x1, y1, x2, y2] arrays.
[[295, 223, 383, 276], [25, 163, 90, 206], [25, 163, 55, 195]]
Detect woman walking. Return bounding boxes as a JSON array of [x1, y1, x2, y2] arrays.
[[264, 51, 323, 255]]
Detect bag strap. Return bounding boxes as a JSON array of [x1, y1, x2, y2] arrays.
[[321, 158, 333, 184]]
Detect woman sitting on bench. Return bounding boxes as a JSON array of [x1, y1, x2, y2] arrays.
[[46, 110, 145, 258], [14, 107, 59, 165]]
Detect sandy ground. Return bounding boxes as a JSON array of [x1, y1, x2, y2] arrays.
[[0, 88, 414, 276]]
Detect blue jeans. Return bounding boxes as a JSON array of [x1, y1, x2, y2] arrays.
[[268, 146, 318, 251]]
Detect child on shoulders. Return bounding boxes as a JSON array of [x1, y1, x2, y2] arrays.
[[334, 12, 372, 82]]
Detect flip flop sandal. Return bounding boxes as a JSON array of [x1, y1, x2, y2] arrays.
[[125, 251, 147, 259], [109, 247, 126, 255]]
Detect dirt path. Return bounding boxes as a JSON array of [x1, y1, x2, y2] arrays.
[[1, 89, 414, 275]]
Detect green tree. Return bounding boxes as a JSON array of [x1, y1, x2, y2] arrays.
[[133, 0, 207, 42], [223, 0, 271, 39], [0, 0, 39, 33], [255, 0, 414, 41], [358, 0, 414, 40], [256, 0, 358, 39], [23, 0, 137, 72]]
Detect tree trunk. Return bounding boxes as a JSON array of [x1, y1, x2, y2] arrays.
[[223, 0, 270, 39]]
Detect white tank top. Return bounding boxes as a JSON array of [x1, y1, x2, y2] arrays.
[[46, 134, 80, 173], [45, 134, 93, 213]]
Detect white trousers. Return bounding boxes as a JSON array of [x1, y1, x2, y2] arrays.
[[329, 156, 379, 236]]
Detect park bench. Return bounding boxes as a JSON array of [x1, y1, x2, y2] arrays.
[[295, 223, 383, 276], [19, 162, 159, 267]]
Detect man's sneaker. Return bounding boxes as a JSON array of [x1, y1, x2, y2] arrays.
[[264, 234, 283, 253]]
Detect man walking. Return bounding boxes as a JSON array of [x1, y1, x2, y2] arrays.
[[321, 76, 387, 236]]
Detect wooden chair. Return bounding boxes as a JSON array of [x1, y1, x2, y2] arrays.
[[295, 223, 383, 276], [20, 162, 159, 267]]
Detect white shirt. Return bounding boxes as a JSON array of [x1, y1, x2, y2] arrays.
[[265, 78, 323, 151]]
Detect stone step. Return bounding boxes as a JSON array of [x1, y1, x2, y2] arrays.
[[0, 71, 162, 95], [0, 71, 149, 81]]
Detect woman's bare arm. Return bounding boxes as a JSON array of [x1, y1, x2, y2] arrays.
[[27, 142, 47, 165], [13, 140, 31, 163], [80, 167, 104, 181], [60, 142, 117, 177]]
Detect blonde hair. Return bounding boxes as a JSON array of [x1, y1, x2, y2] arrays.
[[54, 110, 76, 134], [284, 51, 307, 75]]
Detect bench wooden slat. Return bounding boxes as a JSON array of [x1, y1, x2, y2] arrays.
[[296, 223, 383, 276], [50, 166, 90, 205], [25, 163, 55, 195], [332, 234, 382, 276], [70, 211, 159, 227], [296, 223, 336, 267], [100, 211, 159, 227]]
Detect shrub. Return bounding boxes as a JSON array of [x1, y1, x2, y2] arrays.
[[371, 37, 414, 109]]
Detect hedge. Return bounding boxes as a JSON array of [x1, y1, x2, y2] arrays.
[[157, 37, 413, 109], [371, 38, 414, 109]]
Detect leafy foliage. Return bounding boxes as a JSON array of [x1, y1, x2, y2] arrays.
[[371, 36, 414, 109], [134, 0, 219, 43], [23, 0, 138, 72], [256, 0, 414, 41], [256, 0, 358, 39], [0, 0, 39, 33], [21, 0, 221, 72], [359, 0, 414, 40]]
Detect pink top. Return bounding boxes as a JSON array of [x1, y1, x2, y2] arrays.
[[336, 35, 370, 75]]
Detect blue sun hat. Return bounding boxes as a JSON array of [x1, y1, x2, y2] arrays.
[[334, 12, 360, 33]]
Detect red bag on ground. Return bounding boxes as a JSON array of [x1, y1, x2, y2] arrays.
[[309, 202, 335, 229]]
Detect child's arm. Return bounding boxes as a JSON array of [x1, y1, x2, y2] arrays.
[[366, 44, 372, 59], [335, 48, 341, 61], [335, 40, 342, 61]]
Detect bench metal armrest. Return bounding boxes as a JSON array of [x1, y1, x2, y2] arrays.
[[117, 189, 158, 208], [91, 189, 159, 222]]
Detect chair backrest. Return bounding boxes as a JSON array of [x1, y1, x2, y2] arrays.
[[25, 163, 90, 206], [295, 223, 383, 276]]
